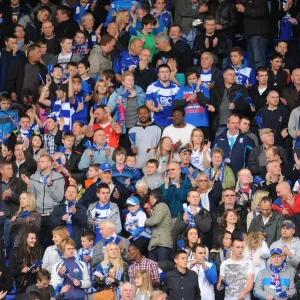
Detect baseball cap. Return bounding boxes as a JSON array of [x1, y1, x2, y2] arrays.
[[270, 248, 283, 256], [281, 220, 295, 229], [179, 147, 192, 154], [99, 163, 112, 172], [259, 128, 276, 138], [126, 196, 140, 206]]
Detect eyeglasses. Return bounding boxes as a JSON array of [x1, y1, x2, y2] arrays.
[[168, 168, 176, 172], [223, 194, 236, 197], [197, 180, 208, 183], [271, 254, 283, 259]]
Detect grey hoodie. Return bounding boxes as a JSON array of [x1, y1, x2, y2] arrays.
[[88, 201, 122, 234], [28, 171, 65, 214], [270, 237, 300, 270]]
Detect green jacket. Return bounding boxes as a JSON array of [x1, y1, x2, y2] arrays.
[[145, 201, 173, 251], [130, 31, 158, 61]]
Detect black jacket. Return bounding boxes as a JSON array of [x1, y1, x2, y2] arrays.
[[79, 178, 131, 211], [173, 207, 213, 248], [51, 201, 88, 249], [12, 150, 37, 178], [281, 83, 300, 112], [243, 0, 270, 38], [248, 84, 271, 112], [56, 18, 80, 40], [0, 263, 13, 293], [0, 175, 27, 217], [192, 33, 228, 64], [268, 68, 290, 96], [216, 202, 248, 232], [134, 64, 158, 92], [163, 268, 201, 300], [208, 0, 237, 38], [171, 39, 193, 71], [213, 225, 244, 247], [0, 200, 8, 237]]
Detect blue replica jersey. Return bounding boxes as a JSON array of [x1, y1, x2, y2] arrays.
[[174, 85, 209, 127], [151, 9, 172, 31], [72, 91, 89, 125], [50, 98, 75, 132], [113, 50, 140, 75], [105, 0, 141, 26], [232, 65, 256, 86], [200, 69, 213, 99], [146, 80, 180, 127], [72, 3, 91, 24]]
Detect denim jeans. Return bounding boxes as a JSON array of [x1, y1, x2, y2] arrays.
[[148, 247, 172, 262], [247, 36, 268, 69]]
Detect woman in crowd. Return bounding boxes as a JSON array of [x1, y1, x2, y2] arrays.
[[166, 57, 185, 87], [196, 172, 222, 213], [28, 133, 45, 162], [247, 190, 269, 231], [204, 147, 235, 189], [244, 231, 269, 281], [116, 10, 131, 48], [213, 209, 244, 247], [93, 80, 111, 108], [134, 179, 151, 214], [143, 137, 174, 176], [134, 270, 153, 300], [189, 128, 211, 172], [176, 226, 209, 266], [93, 242, 129, 300], [8, 230, 42, 294], [235, 168, 258, 208], [9, 192, 41, 248], [42, 226, 74, 273]]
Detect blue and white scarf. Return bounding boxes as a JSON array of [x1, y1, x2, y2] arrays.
[[270, 261, 286, 295]]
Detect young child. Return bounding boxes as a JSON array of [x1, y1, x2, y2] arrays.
[[88, 183, 122, 243], [7, 114, 33, 150], [66, 62, 78, 78], [26, 269, 54, 297], [77, 231, 97, 298], [68, 76, 89, 125], [59, 132, 81, 174], [124, 196, 151, 254], [49, 64, 64, 100], [72, 30, 90, 59], [230, 47, 256, 87], [39, 77, 75, 133], [125, 154, 142, 185], [93, 80, 110, 109], [77, 60, 95, 93], [85, 163, 100, 188], [0, 94, 19, 142], [151, 0, 173, 31], [101, 69, 117, 94], [142, 159, 164, 189]]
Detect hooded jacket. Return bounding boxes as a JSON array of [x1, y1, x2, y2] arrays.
[[28, 171, 65, 214], [270, 237, 300, 270], [248, 211, 285, 246]]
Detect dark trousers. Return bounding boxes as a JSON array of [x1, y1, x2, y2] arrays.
[[148, 246, 172, 262], [119, 131, 133, 156], [39, 215, 52, 248]]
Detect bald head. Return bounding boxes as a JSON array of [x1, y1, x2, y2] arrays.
[[292, 68, 300, 85], [130, 38, 143, 56], [276, 181, 292, 199]]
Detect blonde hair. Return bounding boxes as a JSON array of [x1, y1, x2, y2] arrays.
[[121, 71, 134, 81], [244, 232, 265, 250], [62, 238, 76, 252], [251, 190, 269, 211], [190, 128, 205, 150], [94, 80, 110, 102], [16, 192, 36, 214], [81, 13, 94, 25], [150, 290, 167, 300], [156, 136, 174, 162], [103, 242, 124, 272], [135, 270, 153, 294], [116, 10, 129, 32], [196, 172, 213, 190], [52, 226, 70, 241]]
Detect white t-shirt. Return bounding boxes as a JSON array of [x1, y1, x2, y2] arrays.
[[57, 52, 72, 72], [191, 148, 211, 171], [162, 123, 195, 145], [220, 258, 254, 300]]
